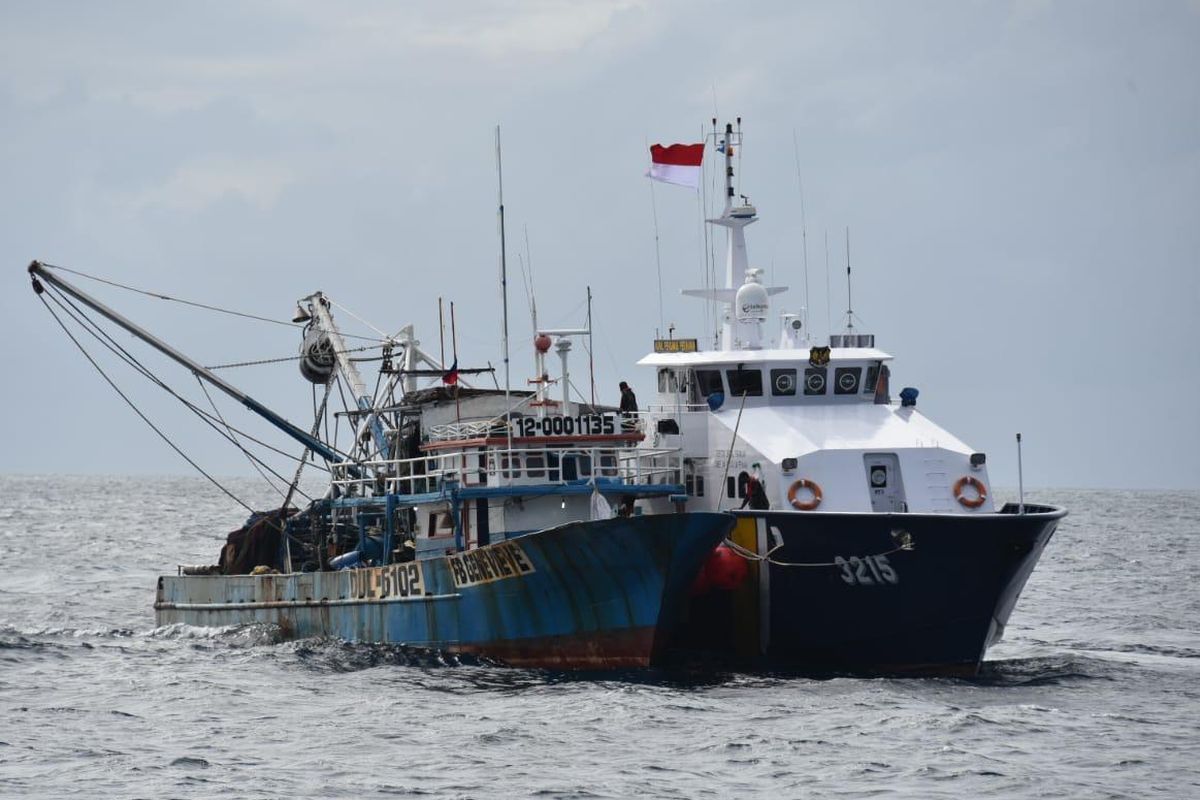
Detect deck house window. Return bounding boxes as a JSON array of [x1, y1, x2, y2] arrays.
[[657, 368, 680, 393], [525, 453, 545, 478], [598, 453, 618, 477], [501, 453, 521, 478], [726, 368, 763, 397]]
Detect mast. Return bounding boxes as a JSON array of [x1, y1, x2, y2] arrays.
[[844, 226, 855, 332], [496, 125, 512, 464], [28, 261, 344, 465], [587, 286, 596, 407], [302, 292, 388, 456], [682, 118, 784, 351], [710, 119, 756, 349]]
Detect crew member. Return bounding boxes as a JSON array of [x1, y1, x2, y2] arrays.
[[741, 463, 770, 510], [618, 381, 638, 430]]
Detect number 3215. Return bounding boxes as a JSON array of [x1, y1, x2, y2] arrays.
[[834, 554, 899, 586]]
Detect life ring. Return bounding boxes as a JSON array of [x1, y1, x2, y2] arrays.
[[787, 479, 822, 511], [953, 475, 987, 509]]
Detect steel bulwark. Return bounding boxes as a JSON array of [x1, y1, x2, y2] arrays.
[[156, 512, 734, 669]]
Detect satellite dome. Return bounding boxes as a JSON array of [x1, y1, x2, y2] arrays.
[[735, 269, 769, 323]]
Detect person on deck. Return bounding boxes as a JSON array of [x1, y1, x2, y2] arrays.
[[618, 381, 638, 430], [741, 463, 771, 510]]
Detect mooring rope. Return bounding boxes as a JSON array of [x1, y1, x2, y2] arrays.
[[722, 528, 915, 568]]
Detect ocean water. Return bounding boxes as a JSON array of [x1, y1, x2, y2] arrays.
[[1, 475, 1197, 798]]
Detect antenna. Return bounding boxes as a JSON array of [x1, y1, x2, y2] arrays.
[[736, 116, 743, 203], [1016, 433, 1025, 514], [792, 128, 810, 335], [495, 125, 512, 464], [823, 228, 832, 341], [587, 286, 595, 407], [522, 225, 538, 335], [844, 226, 854, 332]]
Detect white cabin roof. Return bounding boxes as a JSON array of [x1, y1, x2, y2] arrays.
[[709, 403, 973, 463], [638, 347, 893, 368]]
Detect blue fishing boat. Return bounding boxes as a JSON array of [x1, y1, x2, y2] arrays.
[[27, 255, 734, 669]]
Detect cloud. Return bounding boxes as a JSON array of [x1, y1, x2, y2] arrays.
[[116, 156, 297, 214]]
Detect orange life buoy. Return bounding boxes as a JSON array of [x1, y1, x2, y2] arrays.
[[953, 475, 987, 509], [787, 478, 823, 510]]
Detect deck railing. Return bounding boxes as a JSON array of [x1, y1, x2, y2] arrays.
[[330, 443, 682, 498]]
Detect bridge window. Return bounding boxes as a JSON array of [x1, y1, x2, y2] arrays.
[[835, 367, 861, 395], [726, 368, 763, 397], [804, 367, 827, 395], [771, 368, 797, 396], [694, 369, 724, 397], [657, 368, 681, 393], [863, 363, 881, 394]]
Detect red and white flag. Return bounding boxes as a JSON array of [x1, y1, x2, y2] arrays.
[[646, 143, 704, 189]]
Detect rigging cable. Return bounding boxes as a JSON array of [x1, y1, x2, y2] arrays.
[[194, 374, 313, 503], [42, 284, 336, 475], [280, 378, 334, 514], [205, 341, 384, 371], [36, 290, 254, 513], [37, 262, 381, 342], [326, 297, 392, 341]]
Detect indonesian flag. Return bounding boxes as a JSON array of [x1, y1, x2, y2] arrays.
[[646, 143, 704, 189]]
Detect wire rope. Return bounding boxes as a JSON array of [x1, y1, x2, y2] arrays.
[[37, 292, 254, 513], [38, 262, 381, 341], [44, 285, 336, 474]]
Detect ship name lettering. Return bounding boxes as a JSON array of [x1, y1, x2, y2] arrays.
[[449, 542, 536, 589], [834, 554, 898, 586]]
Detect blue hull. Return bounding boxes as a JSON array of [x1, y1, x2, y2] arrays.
[[156, 512, 734, 669], [668, 503, 1066, 675]]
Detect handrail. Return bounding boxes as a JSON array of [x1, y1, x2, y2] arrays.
[[330, 442, 682, 498]]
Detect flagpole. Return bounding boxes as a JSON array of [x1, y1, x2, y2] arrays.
[[438, 297, 446, 368], [496, 125, 512, 477]]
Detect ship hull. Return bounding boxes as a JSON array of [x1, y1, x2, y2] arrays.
[[668, 503, 1065, 676], [155, 512, 733, 670]]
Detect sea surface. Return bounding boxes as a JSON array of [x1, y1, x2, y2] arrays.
[[1, 476, 1197, 799]]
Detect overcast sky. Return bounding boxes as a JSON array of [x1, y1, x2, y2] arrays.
[[2, 1, 1197, 491]]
